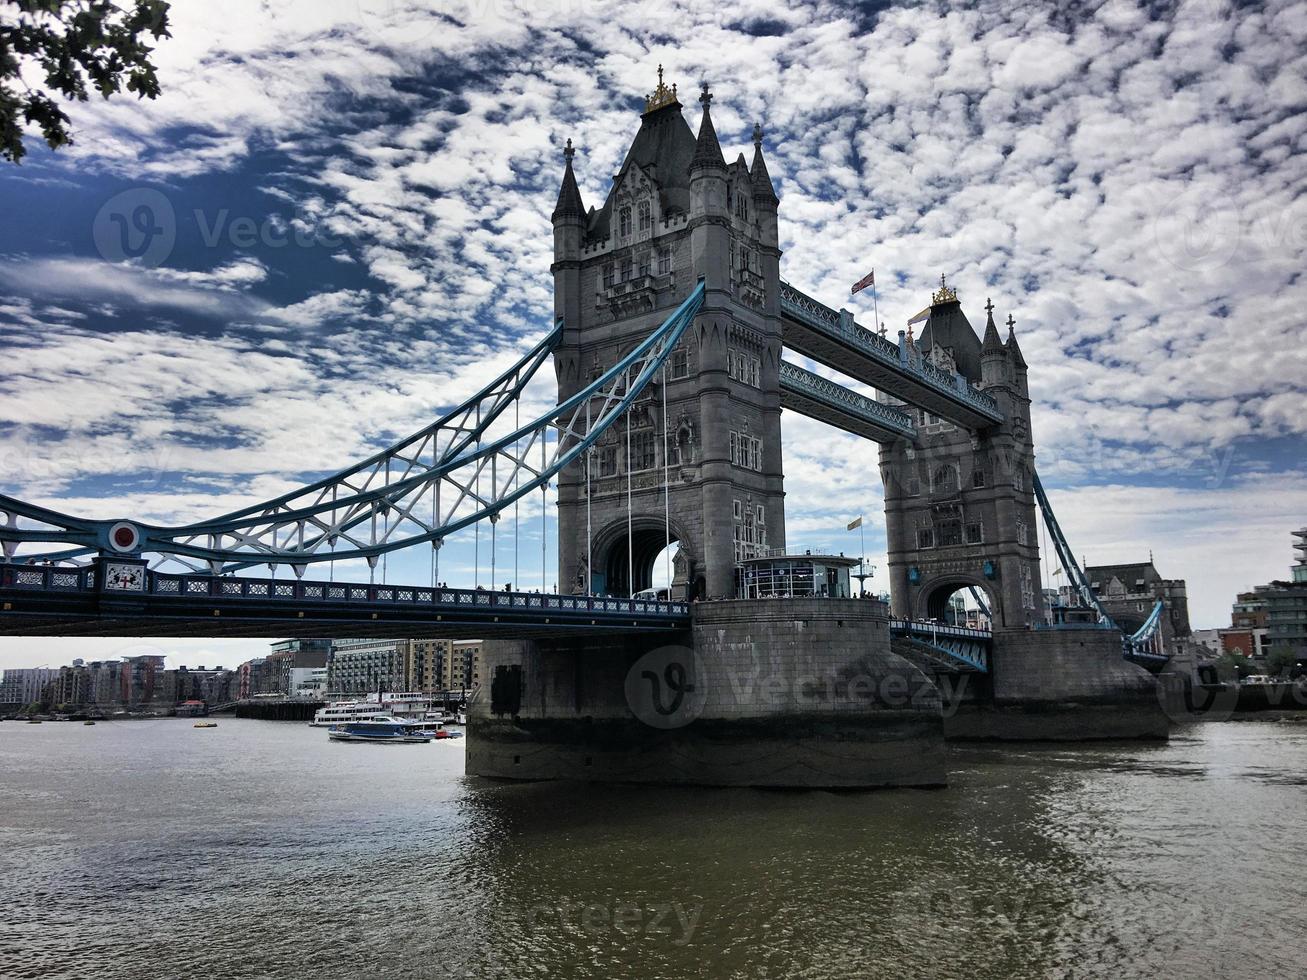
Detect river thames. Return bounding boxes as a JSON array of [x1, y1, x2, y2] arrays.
[[1, 718, 1303, 980]]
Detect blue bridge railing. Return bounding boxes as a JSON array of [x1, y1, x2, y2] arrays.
[[0, 564, 690, 620]]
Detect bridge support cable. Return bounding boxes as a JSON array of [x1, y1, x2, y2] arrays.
[[585, 400, 593, 594], [626, 405, 634, 598], [0, 282, 706, 572], [1031, 470, 1114, 627], [662, 363, 672, 593]]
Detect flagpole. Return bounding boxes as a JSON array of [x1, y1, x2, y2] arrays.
[[871, 272, 881, 337]]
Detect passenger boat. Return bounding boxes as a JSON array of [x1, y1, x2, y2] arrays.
[[327, 718, 435, 743], [311, 692, 434, 727], [193, 721, 218, 729]]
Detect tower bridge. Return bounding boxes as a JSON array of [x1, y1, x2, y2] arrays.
[[0, 70, 1174, 787]]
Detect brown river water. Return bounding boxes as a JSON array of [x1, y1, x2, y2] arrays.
[[2, 717, 1304, 979]]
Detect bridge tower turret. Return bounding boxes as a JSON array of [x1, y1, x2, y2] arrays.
[[552, 70, 786, 600], [551, 138, 587, 402], [979, 298, 1007, 389], [880, 285, 1042, 629]]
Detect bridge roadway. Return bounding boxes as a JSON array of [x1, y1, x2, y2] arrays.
[[779, 282, 1004, 432], [0, 564, 690, 639]]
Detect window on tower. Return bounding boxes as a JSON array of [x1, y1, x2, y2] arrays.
[[637, 200, 651, 231], [658, 247, 672, 275], [668, 348, 689, 379], [598, 446, 618, 478], [932, 464, 958, 493], [621, 256, 633, 281], [638, 252, 651, 278], [619, 206, 632, 237], [938, 520, 962, 547], [602, 263, 614, 288]]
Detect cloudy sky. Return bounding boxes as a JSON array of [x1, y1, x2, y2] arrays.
[[1, 0, 1304, 668]]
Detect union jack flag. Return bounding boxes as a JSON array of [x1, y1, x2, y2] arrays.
[[850, 269, 875, 295]]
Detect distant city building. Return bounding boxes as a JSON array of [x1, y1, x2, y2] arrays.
[[407, 638, 484, 695], [1228, 528, 1307, 664], [267, 638, 331, 695], [122, 654, 167, 709], [289, 666, 328, 698], [0, 667, 59, 705], [327, 638, 411, 694], [238, 657, 280, 699], [1085, 559, 1191, 658], [1218, 628, 1269, 660]]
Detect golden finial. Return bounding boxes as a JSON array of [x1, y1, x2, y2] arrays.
[[644, 63, 679, 114], [931, 273, 957, 305]]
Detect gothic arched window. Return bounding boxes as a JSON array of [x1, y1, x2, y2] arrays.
[[619, 206, 632, 237], [932, 464, 958, 493], [637, 200, 651, 231]]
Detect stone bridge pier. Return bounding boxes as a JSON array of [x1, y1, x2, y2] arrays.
[[467, 597, 948, 788]]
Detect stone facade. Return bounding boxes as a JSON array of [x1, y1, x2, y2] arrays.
[[1085, 560, 1191, 656], [467, 597, 946, 788], [880, 290, 1043, 629], [946, 626, 1170, 740], [551, 76, 785, 601]]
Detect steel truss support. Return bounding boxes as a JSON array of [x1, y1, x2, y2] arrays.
[[1, 283, 706, 571]]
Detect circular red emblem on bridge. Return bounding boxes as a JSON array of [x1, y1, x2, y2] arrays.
[[108, 522, 140, 553]]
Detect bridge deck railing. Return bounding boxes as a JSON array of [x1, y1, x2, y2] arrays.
[[888, 618, 993, 641], [0, 565, 690, 619]]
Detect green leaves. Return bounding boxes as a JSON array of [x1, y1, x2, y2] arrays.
[[1, 0, 172, 162]]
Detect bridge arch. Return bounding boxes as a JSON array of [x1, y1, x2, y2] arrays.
[[914, 573, 997, 626], [590, 515, 694, 598]]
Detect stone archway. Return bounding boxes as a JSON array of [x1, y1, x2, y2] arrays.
[[915, 574, 999, 626], [590, 516, 693, 598]]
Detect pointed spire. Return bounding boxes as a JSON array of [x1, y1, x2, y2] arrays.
[[551, 137, 585, 222], [690, 82, 726, 171], [981, 297, 1004, 354], [749, 121, 779, 205], [1005, 312, 1027, 368]]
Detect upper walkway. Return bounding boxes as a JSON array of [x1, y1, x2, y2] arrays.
[[779, 282, 1004, 431]]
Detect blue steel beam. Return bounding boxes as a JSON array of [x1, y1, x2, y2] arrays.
[[0, 283, 705, 569], [1031, 470, 1115, 627]]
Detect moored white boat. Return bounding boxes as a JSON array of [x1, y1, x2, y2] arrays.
[[327, 718, 435, 743], [311, 692, 434, 727]]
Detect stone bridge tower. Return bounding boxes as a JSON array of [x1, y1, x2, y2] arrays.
[[552, 71, 785, 600], [879, 283, 1043, 628]]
